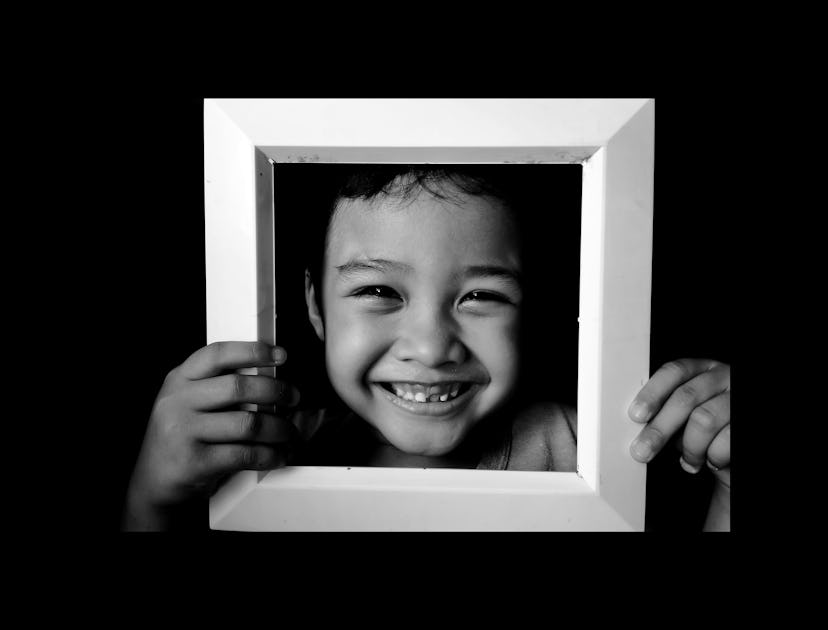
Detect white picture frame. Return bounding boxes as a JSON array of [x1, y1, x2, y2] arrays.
[[204, 98, 655, 531]]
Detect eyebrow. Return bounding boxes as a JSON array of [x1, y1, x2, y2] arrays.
[[335, 258, 414, 279], [461, 265, 522, 288], [335, 258, 521, 288]]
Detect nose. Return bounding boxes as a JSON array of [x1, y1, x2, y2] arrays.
[[392, 304, 466, 368]]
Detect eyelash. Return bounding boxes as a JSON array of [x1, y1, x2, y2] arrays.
[[351, 286, 512, 305], [352, 286, 401, 300], [461, 290, 511, 304]]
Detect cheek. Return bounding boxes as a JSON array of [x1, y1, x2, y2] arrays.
[[324, 311, 390, 383], [467, 316, 521, 386]]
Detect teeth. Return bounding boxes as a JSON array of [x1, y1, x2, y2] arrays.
[[386, 382, 466, 403]]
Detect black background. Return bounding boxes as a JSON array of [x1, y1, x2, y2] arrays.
[[90, 96, 731, 532]]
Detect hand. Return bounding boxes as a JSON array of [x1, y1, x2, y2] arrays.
[[628, 358, 731, 492], [123, 341, 300, 530]]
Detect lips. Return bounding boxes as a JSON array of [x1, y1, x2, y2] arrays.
[[372, 381, 478, 417]]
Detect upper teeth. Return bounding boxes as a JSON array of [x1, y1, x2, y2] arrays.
[[388, 382, 463, 403]]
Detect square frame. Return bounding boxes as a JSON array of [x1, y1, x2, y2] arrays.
[[204, 98, 655, 531]]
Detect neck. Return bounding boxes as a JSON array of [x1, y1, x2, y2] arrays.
[[365, 443, 478, 469]]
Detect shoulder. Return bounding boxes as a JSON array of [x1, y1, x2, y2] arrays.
[[513, 400, 577, 440], [506, 400, 577, 472]]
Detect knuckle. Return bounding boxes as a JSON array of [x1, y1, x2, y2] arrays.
[[165, 365, 181, 384], [673, 383, 700, 407], [151, 395, 180, 429], [238, 411, 260, 440], [230, 374, 246, 401], [689, 406, 719, 432]]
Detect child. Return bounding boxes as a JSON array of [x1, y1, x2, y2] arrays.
[[122, 166, 731, 531]]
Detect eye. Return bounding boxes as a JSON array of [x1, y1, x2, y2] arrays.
[[461, 290, 512, 305], [352, 285, 402, 301]]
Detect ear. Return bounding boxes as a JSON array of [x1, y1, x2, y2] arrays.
[[305, 269, 325, 341]]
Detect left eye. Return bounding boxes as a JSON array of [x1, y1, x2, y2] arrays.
[[461, 291, 510, 304], [353, 285, 401, 300]]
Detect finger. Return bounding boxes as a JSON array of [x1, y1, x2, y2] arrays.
[[194, 411, 299, 445], [628, 358, 727, 423], [680, 391, 730, 473], [706, 424, 731, 471], [178, 341, 287, 380], [630, 365, 729, 463], [183, 374, 298, 411], [256, 384, 301, 414], [198, 443, 288, 476]]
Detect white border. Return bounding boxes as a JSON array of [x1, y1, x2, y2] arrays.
[[204, 98, 655, 531]]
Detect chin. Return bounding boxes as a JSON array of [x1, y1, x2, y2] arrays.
[[382, 424, 466, 457]]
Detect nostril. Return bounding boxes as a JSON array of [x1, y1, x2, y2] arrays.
[[392, 332, 466, 367]]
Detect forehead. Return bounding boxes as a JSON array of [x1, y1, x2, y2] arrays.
[[326, 188, 521, 267]]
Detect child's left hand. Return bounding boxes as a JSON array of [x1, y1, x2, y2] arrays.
[[628, 358, 731, 506]]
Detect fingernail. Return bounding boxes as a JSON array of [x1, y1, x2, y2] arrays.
[[629, 401, 649, 422], [271, 347, 286, 364], [706, 460, 720, 472], [679, 456, 701, 474], [631, 438, 653, 462]]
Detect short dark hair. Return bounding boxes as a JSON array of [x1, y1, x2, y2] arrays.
[[307, 165, 517, 317]]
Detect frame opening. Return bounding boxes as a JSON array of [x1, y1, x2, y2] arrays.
[[270, 162, 582, 472]]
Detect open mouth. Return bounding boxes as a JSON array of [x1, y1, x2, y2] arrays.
[[377, 381, 473, 408], [378, 381, 473, 403]]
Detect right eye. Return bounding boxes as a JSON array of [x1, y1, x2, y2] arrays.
[[352, 285, 402, 301]]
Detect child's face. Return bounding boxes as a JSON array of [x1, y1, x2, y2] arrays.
[[309, 185, 522, 456]]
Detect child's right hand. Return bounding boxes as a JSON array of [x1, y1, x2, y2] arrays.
[[122, 341, 300, 530]]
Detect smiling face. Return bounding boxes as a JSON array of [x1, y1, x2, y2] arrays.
[[305, 181, 523, 456]]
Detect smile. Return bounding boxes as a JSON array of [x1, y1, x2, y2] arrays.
[[373, 381, 477, 417], [379, 381, 471, 403]]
